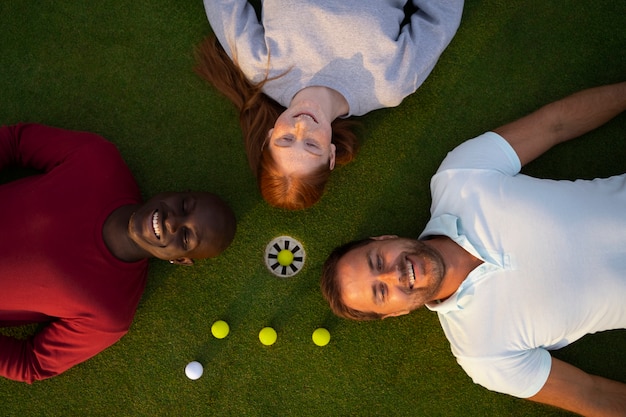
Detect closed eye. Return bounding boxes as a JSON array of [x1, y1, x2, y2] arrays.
[[367, 250, 384, 274], [305, 141, 323, 155], [182, 227, 189, 250], [274, 136, 294, 146], [374, 282, 387, 305]]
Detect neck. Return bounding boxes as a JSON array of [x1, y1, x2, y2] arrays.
[[291, 86, 349, 121], [102, 204, 147, 263], [423, 236, 483, 303]]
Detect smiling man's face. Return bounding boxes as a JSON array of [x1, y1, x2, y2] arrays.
[[127, 192, 235, 262], [335, 236, 446, 318]]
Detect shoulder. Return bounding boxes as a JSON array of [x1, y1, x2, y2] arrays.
[[430, 133, 517, 204], [455, 348, 552, 398], [437, 291, 552, 398], [437, 132, 520, 173]]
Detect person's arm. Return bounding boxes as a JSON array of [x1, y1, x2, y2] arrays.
[[528, 357, 626, 416], [0, 123, 103, 172], [493, 81, 626, 167], [0, 321, 125, 383], [397, 0, 464, 89], [202, 0, 265, 64]]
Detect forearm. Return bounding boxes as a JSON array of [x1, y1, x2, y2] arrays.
[[528, 358, 626, 417], [494, 81, 626, 166], [586, 375, 626, 417], [542, 81, 626, 145], [531, 374, 626, 417]]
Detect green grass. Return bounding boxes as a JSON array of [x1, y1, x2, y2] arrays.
[[1, 1, 625, 416]]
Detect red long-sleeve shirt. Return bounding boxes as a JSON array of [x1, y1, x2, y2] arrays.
[[0, 123, 148, 383]]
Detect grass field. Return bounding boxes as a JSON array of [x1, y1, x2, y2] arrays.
[[1, 1, 625, 416]]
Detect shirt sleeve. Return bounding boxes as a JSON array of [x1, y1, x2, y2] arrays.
[[0, 320, 125, 383], [436, 131, 522, 176], [456, 348, 553, 398], [202, 0, 267, 81], [395, 0, 464, 90], [0, 123, 108, 173]]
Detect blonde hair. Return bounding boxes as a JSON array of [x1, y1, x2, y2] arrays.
[[194, 35, 359, 209]]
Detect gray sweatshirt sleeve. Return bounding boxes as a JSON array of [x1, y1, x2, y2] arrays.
[[202, 0, 268, 82], [396, 0, 464, 93]]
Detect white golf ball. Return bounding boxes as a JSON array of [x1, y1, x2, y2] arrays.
[[185, 361, 203, 380]]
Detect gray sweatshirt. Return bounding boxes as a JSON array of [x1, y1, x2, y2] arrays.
[[204, 0, 463, 116]]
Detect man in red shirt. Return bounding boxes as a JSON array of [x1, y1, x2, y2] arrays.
[[0, 123, 236, 383]]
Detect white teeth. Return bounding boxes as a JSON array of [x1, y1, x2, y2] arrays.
[[295, 113, 317, 123], [407, 260, 415, 289], [152, 211, 161, 239]]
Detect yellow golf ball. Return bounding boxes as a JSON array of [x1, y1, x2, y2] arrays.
[[211, 320, 230, 339], [312, 328, 331, 346], [277, 249, 294, 266], [259, 327, 277, 346]]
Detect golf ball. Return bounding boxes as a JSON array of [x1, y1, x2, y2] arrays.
[[185, 361, 203, 380], [277, 249, 294, 266], [211, 320, 230, 339], [312, 328, 331, 346], [259, 327, 277, 346]]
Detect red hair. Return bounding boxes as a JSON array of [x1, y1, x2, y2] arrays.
[[194, 35, 359, 209]]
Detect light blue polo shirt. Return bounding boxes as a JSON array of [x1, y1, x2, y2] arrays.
[[419, 132, 626, 398]]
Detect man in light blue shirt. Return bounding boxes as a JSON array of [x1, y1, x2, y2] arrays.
[[321, 81, 626, 416]]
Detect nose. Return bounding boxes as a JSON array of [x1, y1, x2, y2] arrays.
[[293, 124, 305, 138], [164, 211, 182, 234], [379, 268, 402, 286], [293, 118, 311, 135]]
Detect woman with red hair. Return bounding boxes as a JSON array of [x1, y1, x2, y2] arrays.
[[196, 0, 464, 209]]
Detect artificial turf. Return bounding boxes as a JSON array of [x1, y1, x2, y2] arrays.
[[1, 1, 625, 416]]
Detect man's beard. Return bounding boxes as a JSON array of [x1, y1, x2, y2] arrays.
[[402, 240, 446, 310]]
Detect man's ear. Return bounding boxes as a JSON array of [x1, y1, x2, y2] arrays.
[[170, 258, 194, 266], [382, 309, 410, 319], [371, 235, 398, 241]]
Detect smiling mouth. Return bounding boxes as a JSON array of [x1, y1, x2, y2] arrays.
[[406, 259, 416, 289], [294, 112, 318, 123], [152, 210, 161, 240]]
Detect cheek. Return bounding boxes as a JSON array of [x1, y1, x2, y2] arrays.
[[320, 127, 333, 145], [274, 113, 292, 131]]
